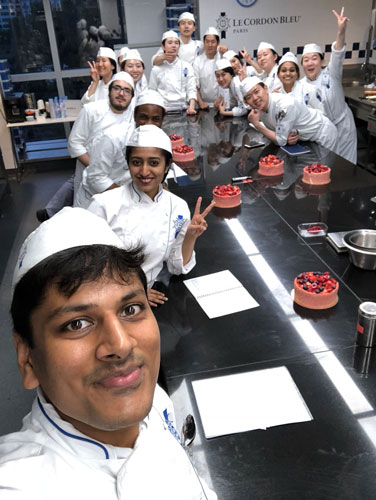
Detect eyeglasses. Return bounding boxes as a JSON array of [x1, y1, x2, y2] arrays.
[[112, 85, 132, 95]]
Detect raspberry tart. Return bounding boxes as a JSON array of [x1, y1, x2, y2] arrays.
[[294, 271, 339, 309], [258, 155, 284, 176], [212, 184, 241, 208], [173, 145, 195, 162], [302, 163, 331, 185], [169, 134, 184, 149]]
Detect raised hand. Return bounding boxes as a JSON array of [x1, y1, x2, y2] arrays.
[[332, 7, 349, 34], [88, 60, 99, 83], [187, 197, 215, 239], [147, 288, 168, 308]]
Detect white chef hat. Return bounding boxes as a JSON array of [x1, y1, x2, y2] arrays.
[[117, 46, 130, 62], [302, 43, 323, 56], [257, 42, 277, 53], [97, 47, 117, 61], [110, 71, 135, 89], [123, 49, 144, 64], [135, 90, 166, 110], [162, 30, 179, 42], [127, 125, 172, 154], [178, 12, 195, 23], [215, 58, 232, 71], [12, 207, 124, 287], [203, 27, 220, 38], [240, 76, 263, 96], [223, 50, 238, 61], [278, 51, 298, 66]]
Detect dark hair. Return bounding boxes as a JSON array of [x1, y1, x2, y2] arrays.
[[162, 38, 180, 48], [109, 80, 134, 97], [11, 245, 146, 348], [126, 145, 172, 182], [204, 34, 219, 43], [216, 67, 235, 77], [120, 59, 145, 71], [277, 61, 300, 79]]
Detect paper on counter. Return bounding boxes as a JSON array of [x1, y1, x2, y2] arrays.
[[192, 366, 313, 439], [184, 270, 259, 319]]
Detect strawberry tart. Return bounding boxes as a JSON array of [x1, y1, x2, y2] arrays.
[[302, 163, 331, 185], [258, 155, 284, 176], [294, 271, 339, 309], [173, 145, 194, 162], [212, 184, 241, 208], [169, 134, 184, 149]]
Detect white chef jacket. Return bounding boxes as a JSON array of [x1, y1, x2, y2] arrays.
[[261, 63, 281, 91], [193, 52, 220, 104], [229, 77, 250, 116], [152, 38, 204, 66], [68, 99, 134, 196], [260, 93, 338, 151], [0, 386, 216, 500], [279, 79, 324, 112], [149, 57, 197, 112], [88, 181, 196, 287], [81, 78, 111, 105], [74, 122, 135, 208], [301, 42, 357, 164]]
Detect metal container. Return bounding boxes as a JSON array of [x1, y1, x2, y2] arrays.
[[343, 230, 376, 270], [356, 302, 376, 347]]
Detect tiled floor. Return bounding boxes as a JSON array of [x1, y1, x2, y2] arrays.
[[0, 161, 74, 435]]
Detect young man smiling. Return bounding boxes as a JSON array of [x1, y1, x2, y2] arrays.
[[0, 207, 216, 499]]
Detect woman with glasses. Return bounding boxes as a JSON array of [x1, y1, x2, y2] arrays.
[[81, 47, 117, 105], [88, 125, 214, 307]]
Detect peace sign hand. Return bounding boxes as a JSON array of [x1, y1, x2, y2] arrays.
[[332, 7, 349, 34], [88, 60, 99, 83], [187, 197, 215, 239]]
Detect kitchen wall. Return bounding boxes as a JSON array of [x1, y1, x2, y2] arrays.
[[199, 0, 374, 66]]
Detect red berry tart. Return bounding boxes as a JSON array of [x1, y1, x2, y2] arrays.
[[302, 163, 331, 185], [212, 184, 241, 208], [258, 155, 284, 176], [173, 144, 195, 162], [294, 271, 339, 309], [169, 134, 184, 149]]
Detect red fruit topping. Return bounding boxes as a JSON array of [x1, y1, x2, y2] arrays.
[[306, 163, 329, 174], [260, 154, 281, 167], [307, 225, 324, 234], [174, 145, 193, 154], [169, 134, 183, 141], [213, 184, 241, 197], [295, 271, 338, 294]]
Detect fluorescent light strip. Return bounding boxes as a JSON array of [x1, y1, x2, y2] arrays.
[[225, 218, 374, 416], [315, 351, 373, 414], [225, 219, 259, 256], [358, 415, 376, 447]]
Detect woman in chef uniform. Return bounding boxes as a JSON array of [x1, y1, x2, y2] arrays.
[[88, 125, 214, 306], [300, 8, 357, 164], [214, 59, 249, 117], [223, 48, 263, 79], [276, 52, 323, 111], [81, 47, 117, 104], [149, 30, 197, 114], [256, 42, 281, 91], [120, 48, 148, 104]]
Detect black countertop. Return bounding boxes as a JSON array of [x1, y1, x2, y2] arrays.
[[157, 110, 376, 499]]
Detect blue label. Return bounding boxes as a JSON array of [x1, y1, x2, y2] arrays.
[[183, 67, 188, 78], [173, 214, 186, 238]]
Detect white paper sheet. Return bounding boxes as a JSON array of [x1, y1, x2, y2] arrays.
[[192, 366, 313, 439], [184, 270, 259, 319]]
